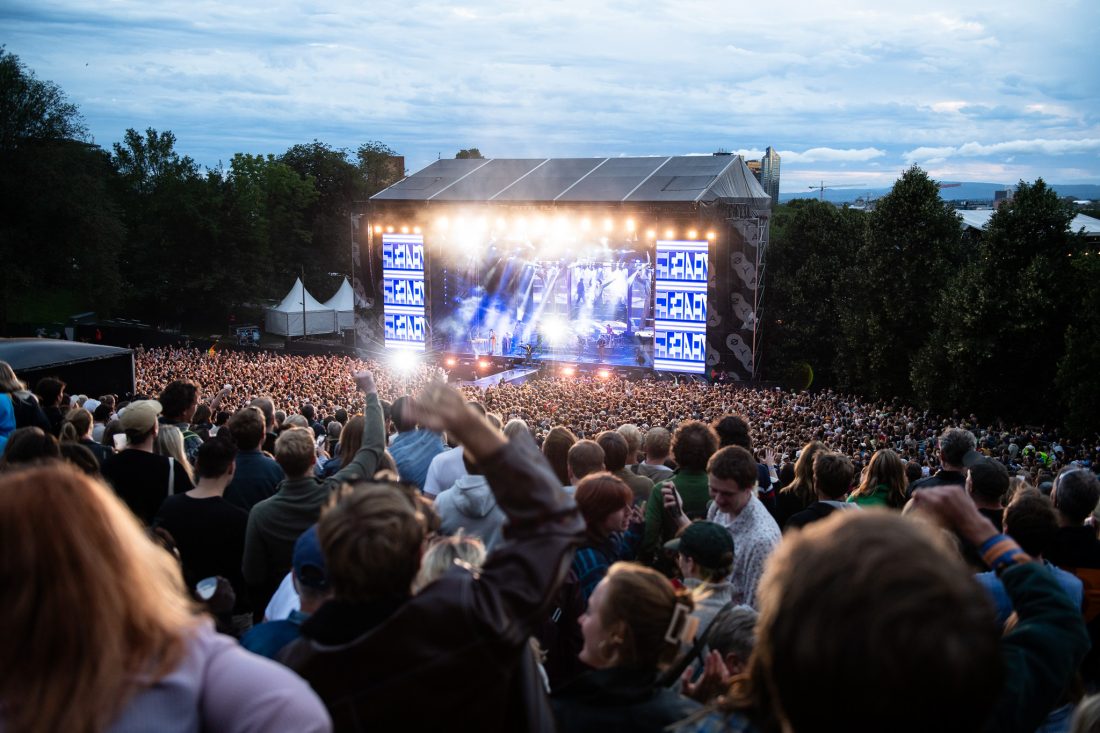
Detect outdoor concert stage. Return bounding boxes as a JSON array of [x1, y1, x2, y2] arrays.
[[358, 155, 772, 380]]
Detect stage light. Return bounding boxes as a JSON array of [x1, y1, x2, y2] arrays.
[[496, 217, 507, 230], [390, 350, 419, 375], [603, 218, 614, 232], [386, 226, 395, 233], [436, 216, 450, 231], [646, 229, 656, 240], [596, 368, 611, 380], [477, 359, 490, 369], [542, 315, 569, 346], [580, 218, 591, 232], [688, 229, 697, 240], [444, 356, 457, 367], [413, 226, 422, 234], [707, 231, 716, 240], [625, 218, 636, 232], [562, 366, 576, 377], [664, 228, 674, 238], [374, 225, 383, 234], [401, 226, 410, 234]]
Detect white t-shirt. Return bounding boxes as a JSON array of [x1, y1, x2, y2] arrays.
[[422, 446, 468, 498]]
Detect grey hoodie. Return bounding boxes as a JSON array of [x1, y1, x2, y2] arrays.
[[434, 475, 507, 550]]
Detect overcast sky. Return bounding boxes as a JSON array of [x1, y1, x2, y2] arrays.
[[4, 0, 1098, 191]]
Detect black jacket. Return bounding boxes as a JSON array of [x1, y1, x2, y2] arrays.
[[552, 667, 701, 733], [282, 431, 584, 732]]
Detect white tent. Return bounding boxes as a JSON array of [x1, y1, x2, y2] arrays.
[[322, 278, 355, 331], [265, 278, 337, 336]]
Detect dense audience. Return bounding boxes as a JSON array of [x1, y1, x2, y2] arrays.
[[2, 346, 1100, 733]]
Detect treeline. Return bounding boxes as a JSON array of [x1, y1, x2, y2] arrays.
[[0, 49, 402, 329], [760, 168, 1099, 435]]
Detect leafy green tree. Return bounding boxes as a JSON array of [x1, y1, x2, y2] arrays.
[[0, 49, 122, 328], [280, 142, 366, 295], [226, 153, 317, 298], [835, 166, 963, 399], [110, 128, 214, 322], [914, 180, 1082, 424], [1057, 251, 1100, 436], [760, 200, 867, 388], [0, 47, 85, 153], [456, 148, 484, 159], [356, 141, 403, 196]]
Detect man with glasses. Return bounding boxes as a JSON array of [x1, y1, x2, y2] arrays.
[[1046, 466, 1100, 686]]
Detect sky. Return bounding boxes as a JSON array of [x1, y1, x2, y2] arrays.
[[4, 0, 1099, 192]]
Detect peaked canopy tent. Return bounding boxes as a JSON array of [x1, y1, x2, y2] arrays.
[[366, 155, 773, 379], [265, 278, 337, 337], [322, 278, 356, 331]]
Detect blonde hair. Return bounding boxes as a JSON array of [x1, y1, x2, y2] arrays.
[[156, 425, 194, 484], [0, 464, 195, 733], [0, 361, 26, 392], [60, 407, 94, 443], [275, 427, 317, 477], [413, 532, 487, 593]]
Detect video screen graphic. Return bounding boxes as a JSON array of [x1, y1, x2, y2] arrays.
[[653, 240, 708, 373], [382, 233, 426, 352], [430, 233, 655, 368]]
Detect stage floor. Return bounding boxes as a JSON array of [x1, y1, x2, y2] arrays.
[[460, 343, 652, 368]]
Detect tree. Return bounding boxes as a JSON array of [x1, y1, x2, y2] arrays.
[[110, 128, 221, 323], [280, 142, 366, 295], [1057, 252, 1100, 436], [356, 141, 403, 196], [913, 180, 1083, 424], [0, 50, 122, 329], [456, 148, 484, 159], [759, 200, 867, 389], [0, 47, 85, 154], [834, 166, 964, 399], [225, 153, 317, 298]]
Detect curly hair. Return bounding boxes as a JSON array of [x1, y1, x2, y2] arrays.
[[672, 421, 719, 472]]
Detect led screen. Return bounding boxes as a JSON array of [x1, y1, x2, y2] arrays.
[[653, 240, 708, 373], [382, 233, 427, 351]]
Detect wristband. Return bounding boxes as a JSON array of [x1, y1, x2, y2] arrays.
[[979, 533, 1032, 574]]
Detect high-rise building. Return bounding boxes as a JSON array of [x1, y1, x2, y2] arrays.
[[760, 146, 780, 205]]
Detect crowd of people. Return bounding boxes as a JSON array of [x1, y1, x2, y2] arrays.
[[2, 346, 1100, 732]]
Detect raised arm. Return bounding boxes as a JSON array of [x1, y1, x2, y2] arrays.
[[416, 381, 584, 644], [330, 371, 384, 485]]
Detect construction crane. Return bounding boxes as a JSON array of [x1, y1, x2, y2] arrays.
[[809, 181, 868, 201]]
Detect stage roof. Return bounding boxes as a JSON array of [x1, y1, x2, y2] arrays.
[[371, 155, 772, 206], [0, 338, 131, 370]]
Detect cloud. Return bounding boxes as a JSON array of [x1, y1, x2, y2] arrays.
[[2, 0, 1097, 189], [779, 147, 887, 163], [905, 139, 1100, 162]]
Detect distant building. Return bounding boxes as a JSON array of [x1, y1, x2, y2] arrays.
[[760, 147, 780, 205], [994, 188, 1014, 206], [746, 159, 762, 184]]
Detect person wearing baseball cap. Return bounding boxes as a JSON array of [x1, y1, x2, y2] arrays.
[[665, 521, 735, 632], [101, 399, 194, 524], [242, 525, 331, 660]]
